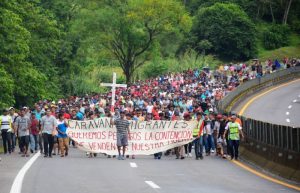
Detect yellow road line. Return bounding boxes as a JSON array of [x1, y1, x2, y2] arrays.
[[238, 79, 300, 116], [234, 78, 300, 191], [232, 160, 300, 191]]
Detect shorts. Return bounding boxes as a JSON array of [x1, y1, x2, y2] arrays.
[[117, 133, 128, 146], [20, 136, 30, 147]]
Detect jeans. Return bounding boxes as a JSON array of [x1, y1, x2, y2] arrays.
[[204, 134, 215, 153], [11, 133, 16, 151], [38, 134, 43, 153], [184, 142, 192, 154], [193, 136, 204, 158], [30, 134, 39, 151], [228, 139, 240, 159], [1, 129, 12, 154], [43, 133, 54, 156]]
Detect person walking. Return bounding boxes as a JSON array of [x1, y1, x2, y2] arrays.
[[223, 114, 244, 160], [9, 107, 17, 152], [203, 114, 215, 156], [41, 109, 57, 158], [110, 110, 130, 160], [193, 112, 204, 160], [0, 109, 13, 154], [15, 108, 31, 157], [30, 113, 40, 153], [57, 113, 69, 157]]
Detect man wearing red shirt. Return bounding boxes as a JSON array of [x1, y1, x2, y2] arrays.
[[30, 113, 40, 153], [61, 107, 70, 119]]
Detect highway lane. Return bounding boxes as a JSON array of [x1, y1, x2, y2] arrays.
[[16, 149, 299, 193], [236, 79, 300, 127]]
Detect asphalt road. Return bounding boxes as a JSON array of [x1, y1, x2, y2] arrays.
[[235, 79, 300, 127], [1, 149, 299, 193]]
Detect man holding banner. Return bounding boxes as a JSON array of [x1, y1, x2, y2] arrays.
[[110, 111, 130, 160]]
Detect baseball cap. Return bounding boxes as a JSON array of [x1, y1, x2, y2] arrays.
[[9, 107, 14, 111], [183, 112, 190, 118]]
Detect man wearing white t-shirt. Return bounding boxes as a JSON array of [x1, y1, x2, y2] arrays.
[[0, 109, 13, 154]]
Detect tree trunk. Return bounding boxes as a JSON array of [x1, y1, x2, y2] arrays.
[[269, 3, 275, 23], [256, 5, 260, 20], [283, 0, 293, 24], [123, 61, 134, 84]]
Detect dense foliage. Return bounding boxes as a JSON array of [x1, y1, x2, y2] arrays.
[[263, 24, 291, 50], [0, 0, 300, 108], [191, 3, 257, 60]]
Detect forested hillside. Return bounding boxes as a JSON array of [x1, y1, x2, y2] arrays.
[[1, 0, 300, 108]]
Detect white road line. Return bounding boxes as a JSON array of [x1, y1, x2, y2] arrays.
[[10, 152, 40, 193], [130, 162, 137, 168], [288, 105, 292, 109], [286, 119, 290, 123], [286, 112, 290, 115], [145, 181, 160, 189], [293, 99, 297, 103]]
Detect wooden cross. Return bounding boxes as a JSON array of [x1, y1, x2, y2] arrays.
[[100, 72, 127, 109]]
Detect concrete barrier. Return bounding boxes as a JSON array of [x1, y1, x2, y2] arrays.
[[218, 67, 300, 113], [217, 66, 300, 182]]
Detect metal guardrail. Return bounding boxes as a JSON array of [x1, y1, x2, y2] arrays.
[[217, 66, 300, 154], [239, 116, 300, 153]]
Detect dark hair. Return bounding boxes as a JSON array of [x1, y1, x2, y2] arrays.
[[58, 113, 64, 119]]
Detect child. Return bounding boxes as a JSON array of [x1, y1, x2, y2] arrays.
[[216, 137, 226, 159]]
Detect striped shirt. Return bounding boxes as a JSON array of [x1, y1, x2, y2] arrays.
[[114, 118, 130, 135]]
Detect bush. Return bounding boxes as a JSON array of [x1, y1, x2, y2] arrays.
[[291, 20, 300, 34], [143, 60, 168, 79], [262, 24, 291, 50]]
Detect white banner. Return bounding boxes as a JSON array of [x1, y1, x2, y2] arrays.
[[67, 118, 198, 155]]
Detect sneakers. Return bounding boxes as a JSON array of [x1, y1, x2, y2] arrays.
[[188, 153, 192, 157], [211, 149, 215, 153], [118, 155, 125, 160]]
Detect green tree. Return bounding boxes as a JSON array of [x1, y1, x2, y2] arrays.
[[72, 0, 192, 83], [262, 24, 291, 49], [0, 1, 60, 107], [0, 66, 14, 109], [192, 3, 257, 60]]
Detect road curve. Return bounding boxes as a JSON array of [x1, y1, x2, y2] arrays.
[[237, 79, 300, 127]]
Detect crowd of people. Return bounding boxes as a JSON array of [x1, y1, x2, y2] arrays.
[[0, 57, 299, 161]]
